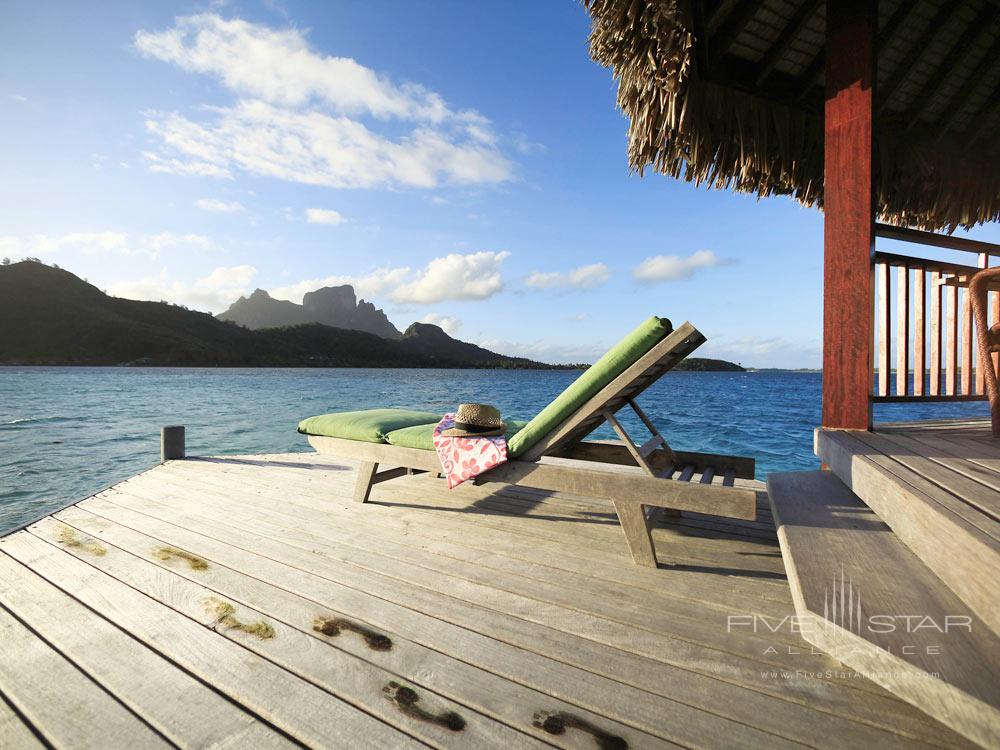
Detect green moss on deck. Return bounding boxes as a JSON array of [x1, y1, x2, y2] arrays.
[[57, 527, 106, 556], [155, 546, 209, 570], [208, 598, 275, 640]]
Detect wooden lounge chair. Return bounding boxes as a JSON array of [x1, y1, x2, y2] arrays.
[[301, 318, 757, 566]]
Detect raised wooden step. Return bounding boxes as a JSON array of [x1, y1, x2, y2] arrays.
[[767, 470, 1000, 749], [815, 425, 1000, 637]]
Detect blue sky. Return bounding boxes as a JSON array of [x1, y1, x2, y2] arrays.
[[3, 0, 998, 367]]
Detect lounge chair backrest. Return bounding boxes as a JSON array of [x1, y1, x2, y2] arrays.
[[511, 321, 706, 461], [508, 316, 675, 457]]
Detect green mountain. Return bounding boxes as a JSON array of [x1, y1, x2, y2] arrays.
[[0, 261, 548, 368]]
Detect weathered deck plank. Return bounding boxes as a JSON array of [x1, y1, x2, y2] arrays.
[[0, 552, 294, 750], [105, 463, 960, 747], [0, 693, 44, 750], [0, 532, 419, 749], [0, 446, 977, 749], [0, 595, 170, 749], [51, 505, 662, 750]]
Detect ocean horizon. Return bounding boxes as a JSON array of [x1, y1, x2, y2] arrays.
[[1, 366, 990, 535]]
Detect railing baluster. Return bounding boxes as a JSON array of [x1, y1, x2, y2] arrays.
[[993, 288, 999, 377], [877, 261, 890, 396], [946, 282, 958, 396], [930, 271, 941, 396], [974, 253, 989, 394], [896, 265, 909, 396], [961, 285, 974, 395], [913, 269, 925, 396]]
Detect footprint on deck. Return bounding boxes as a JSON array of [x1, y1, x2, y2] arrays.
[[532, 710, 628, 750], [313, 616, 392, 651], [383, 681, 465, 732]]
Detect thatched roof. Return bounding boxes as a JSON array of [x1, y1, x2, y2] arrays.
[[583, 0, 1000, 231]]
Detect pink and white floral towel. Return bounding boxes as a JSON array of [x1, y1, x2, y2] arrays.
[[432, 413, 508, 489]]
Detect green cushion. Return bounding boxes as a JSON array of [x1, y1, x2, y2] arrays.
[[386, 420, 530, 451], [507, 316, 672, 457], [298, 408, 442, 443]]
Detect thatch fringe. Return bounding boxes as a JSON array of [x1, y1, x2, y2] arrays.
[[583, 0, 1000, 232]]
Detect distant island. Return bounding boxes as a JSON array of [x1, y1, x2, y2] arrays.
[[0, 260, 745, 371]]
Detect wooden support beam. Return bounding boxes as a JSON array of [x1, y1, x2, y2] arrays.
[[689, 0, 711, 80], [904, 6, 999, 130], [795, 52, 825, 100], [707, 0, 759, 71], [970, 96, 1000, 146], [877, 1, 917, 52], [755, 0, 821, 86], [877, 3, 954, 114], [822, 0, 876, 429], [940, 39, 1000, 137], [875, 224, 1000, 256]]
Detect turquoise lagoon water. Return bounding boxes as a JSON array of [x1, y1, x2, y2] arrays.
[[0, 367, 990, 534]]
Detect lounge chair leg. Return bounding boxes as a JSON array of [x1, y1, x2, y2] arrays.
[[355, 461, 378, 503], [612, 499, 658, 567]]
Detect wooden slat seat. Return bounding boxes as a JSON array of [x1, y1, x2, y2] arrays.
[[767, 470, 1000, 749]]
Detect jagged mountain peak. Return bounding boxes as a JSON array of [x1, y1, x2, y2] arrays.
[[219, 283, 401, 339]]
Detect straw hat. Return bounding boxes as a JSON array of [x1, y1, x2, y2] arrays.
[[441, 403, 506, 438]]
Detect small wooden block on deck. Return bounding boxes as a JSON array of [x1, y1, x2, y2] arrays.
[[767, 470, 1000, 749]]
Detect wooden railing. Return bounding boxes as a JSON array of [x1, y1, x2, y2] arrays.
[[872, 225, 999, 403]]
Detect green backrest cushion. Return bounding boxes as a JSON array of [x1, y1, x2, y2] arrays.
[[506, 316, 672, 457], [298, 408, 442, 443], [386, 419, 530, 451]]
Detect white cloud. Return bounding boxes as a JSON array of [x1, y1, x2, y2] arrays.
[[145, 150, 232, 178], [631, 250, 725, 283], [106, 265, 256, 312], [525, 263, 610, 290], [135, 14, 457, 121], [270, 250, 509, 307], [195, 198, 245, 212], [391, 250, 509, 304], [420, 313, 461, 335], [136, 15, 514, 189], [305, 208, 345, 225], [0, 231, 211, 259], [142, 232, 212, 258], [143, 102, 512, 189], [270, 266, 411, 304], [10, 94, 27, 103]]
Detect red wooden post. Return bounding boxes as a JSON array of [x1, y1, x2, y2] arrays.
[[822, 0, 876, 430]]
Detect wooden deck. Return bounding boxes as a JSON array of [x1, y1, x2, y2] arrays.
[[0, 451, 975, 748]]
